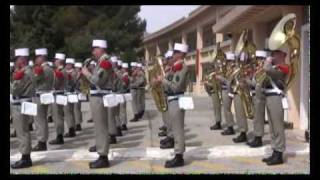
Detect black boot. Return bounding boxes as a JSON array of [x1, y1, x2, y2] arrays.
[[89, 155, 110, 169], [75, 124, 82, 131], [116, 127, 123, 136], [221, 127, 235, 135], [29, 124, 33, 131], [159, 125, 167, 131], [87, 119, 93, 123], [160, 138, 174, 149], [47, 116, 53, 123], [266, 151, 284, 165], [129, 114, 139, 122], [210, 122, 222, 130], [160, 137, 173, 145], [89, 145, 96, 152], [64, 127, 76, 138], [32, 141, 47, 151], [158, 130, 167, 137], [121, 124, 128, 131], [11, 154, 32, 169], [49, 134, 64, 145], [246, 136, 263, 148], [164, 154, 184, 168], [109, 135, 117, 144], [232, 132, 247, 143], [10, 130, 16, 138]]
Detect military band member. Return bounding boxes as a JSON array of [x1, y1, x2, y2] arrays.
[[204, 57, 222, 130], [32, 48, 54, 151], [246, 50, 268, 148], [81, 39, 113, 168], [158, 50, 173, 138], [129, 62, 139, 122], [230, 53, 250, 143], [10, 48, 35, 168], [109, 56, 122, 137], [218, 52, 236, 135], [155, 43, 189, 168], [49, 53, 67, 145], [261, 49, 289, 165], [63, 58, 78, 138], [136, 63, 146, 119], [119, 62, 130, 130], [74, 62, 84, 131]]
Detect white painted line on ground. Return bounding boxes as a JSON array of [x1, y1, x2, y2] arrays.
[[10, 143, 309, 162]]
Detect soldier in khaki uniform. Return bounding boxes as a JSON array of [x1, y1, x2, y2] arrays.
[[155, 43, 189, 168], [158, 50, 173, 138], [204, 59, 222, 131], [10, 62, 17, 138], [119, 62, 130, 130], [32, 48, 54, 152], [218, 52, 236, 136], [129, 63, 146, 122], [74, 62, 84, 131], [49, 53, 67, 145], [261, 49, 289, 165], [10, 48, 35, 169], [246, 50, 268, 148], [81, 39, 113, 168], [63, 58, 78, 138]]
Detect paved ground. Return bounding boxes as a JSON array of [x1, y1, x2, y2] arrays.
[[10, 94, 310, 174]]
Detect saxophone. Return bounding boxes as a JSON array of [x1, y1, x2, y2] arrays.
[[79, 57, 93, 95], [231, 29, 255, 119], [204, 42, 225, 103], [147, 57, 168, 112]]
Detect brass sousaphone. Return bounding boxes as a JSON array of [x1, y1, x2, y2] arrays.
[[268, 13, 300, 90]]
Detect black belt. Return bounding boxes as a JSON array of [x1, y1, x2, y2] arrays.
[[168, 98, 179, 102], [90, 93, 105, 97], [165, 92, 184, 96], [11, 100, 32, 106], [12, 96, 32, 100], [222, 87, 227, 90], [54, 92, 65, 95], [264, 93, 282, 97]]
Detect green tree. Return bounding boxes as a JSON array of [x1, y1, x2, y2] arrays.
[[10, 6, 146, 62]]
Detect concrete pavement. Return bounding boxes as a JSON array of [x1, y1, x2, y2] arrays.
[[10, 94, 310, 174]]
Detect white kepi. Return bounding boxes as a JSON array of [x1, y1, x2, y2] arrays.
[[173, 43, 188, 53], [75, 62, 83, 68], [15, 48, 29, 57], [66, 58, 75, 64], [55, 53, 66, 60], [35, 48, 48, 56], [122, 63, 128, 68], [92, 39, 107, 48]]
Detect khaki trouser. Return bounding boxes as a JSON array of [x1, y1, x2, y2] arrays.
[[108, 106, 117, 135], [12, 104, 32, 154], [266, 95, 285, 152], [119, 102, 127, 125], [74, 102, 83, 125], [210, 93, 222, 124], [137, 88, 145, 113], [222, 90, 235, 127], [90, 96, 109, 156], [163, 110, 173, 138], [52, 102, 65, 135], [253, 86, 266, 137], [168, 99, 185, 154], [130, 89, 138, 115], [32, 97, 49, 142], [64, 103, 76, 129], [114, 104, 121, 127], [234, 94, 248, 132]]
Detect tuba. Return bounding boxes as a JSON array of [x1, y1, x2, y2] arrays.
[[147, 56, 168, 112], [268, 13, 300, 91], [230, 29, 255, 119]]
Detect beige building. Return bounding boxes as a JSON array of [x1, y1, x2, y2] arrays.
[[141, 5, 309, 131]]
